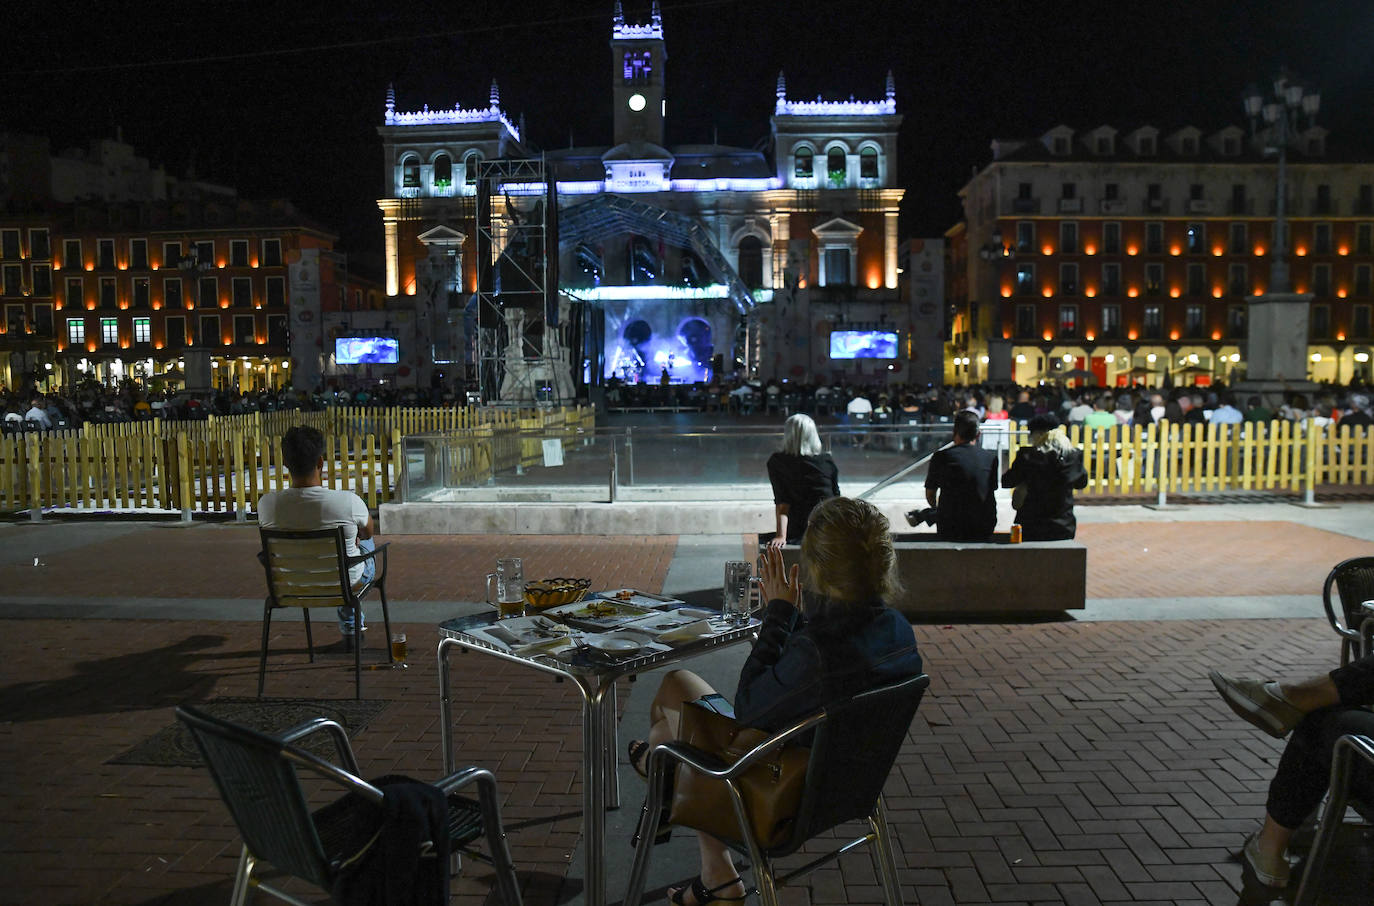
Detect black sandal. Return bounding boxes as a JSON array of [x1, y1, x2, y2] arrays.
[[627, 738, 650, 780], [668, 876, 747, 906]]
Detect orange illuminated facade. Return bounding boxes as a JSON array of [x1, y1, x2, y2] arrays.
[[955, 121, 1374, 384], [0, 197, 376, 389]]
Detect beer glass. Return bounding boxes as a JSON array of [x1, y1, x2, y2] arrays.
[[486, 557, 525, 619], [390, 632, 408, 662], [722, 560, 755, 627]]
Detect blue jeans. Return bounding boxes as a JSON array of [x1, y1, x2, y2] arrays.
[[337, 538, 376, 635]]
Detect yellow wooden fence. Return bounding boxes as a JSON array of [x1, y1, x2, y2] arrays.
[[0, 405, 595, 516], [1007, 420, 1374, 497]]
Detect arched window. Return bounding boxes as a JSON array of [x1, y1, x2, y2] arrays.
[[433, 154, 453, 187], [826, 148, 846, 185], [860, 147, 878, 180], [794, 147, 813, 178], [464, 152, 483, 186], [400, 156, 420, 188], [737, 236, 764, 289]]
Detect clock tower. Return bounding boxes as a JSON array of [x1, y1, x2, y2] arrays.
[[611, 1, 666, 146]]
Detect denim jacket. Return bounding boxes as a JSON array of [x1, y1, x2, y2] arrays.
[[733, 597, 924, 732]]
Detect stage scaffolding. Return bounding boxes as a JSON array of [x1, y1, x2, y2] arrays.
[[474, 157, 561, 403]]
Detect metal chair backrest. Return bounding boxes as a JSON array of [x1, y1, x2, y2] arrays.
[[177, 705, 347, 889], [260, 527, 356, 611], [1323, 557, 1374, 661], [774, 673, 929, 856]]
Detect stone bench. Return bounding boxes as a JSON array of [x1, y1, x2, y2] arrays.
[[777, 532, 1086, 616]]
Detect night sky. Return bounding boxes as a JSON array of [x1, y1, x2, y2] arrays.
[[8, 0, 1373, 280]]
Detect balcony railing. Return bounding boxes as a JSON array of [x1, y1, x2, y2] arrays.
[[1011, 197, 1040, 214]]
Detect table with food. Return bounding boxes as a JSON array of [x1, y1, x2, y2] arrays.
[[435, 578, 759, 906]]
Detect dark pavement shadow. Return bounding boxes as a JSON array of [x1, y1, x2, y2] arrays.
[[0, 633, 230, 722]]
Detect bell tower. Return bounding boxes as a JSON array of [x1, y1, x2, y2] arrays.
[[610, 1, 666, 146]]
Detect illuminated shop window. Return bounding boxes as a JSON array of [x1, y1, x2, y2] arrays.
[[133, 317, 151, 343], [100, 317, 118, 345], [67, 318, 84, 344]]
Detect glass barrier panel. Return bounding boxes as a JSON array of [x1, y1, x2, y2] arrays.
[[398, 424, 974, 504]]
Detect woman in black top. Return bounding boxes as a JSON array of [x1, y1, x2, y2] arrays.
[[628, 497, 924, 906], [764, 414, 840, 550], [1001, 412, 1089, 541]]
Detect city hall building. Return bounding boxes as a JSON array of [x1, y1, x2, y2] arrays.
[[375, 2, 942, 401]]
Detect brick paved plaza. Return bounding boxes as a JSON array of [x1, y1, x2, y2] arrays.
[[0, 505, 1371, 905]]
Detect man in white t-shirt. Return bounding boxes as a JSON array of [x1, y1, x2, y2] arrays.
[[258, 426, 375, 646]]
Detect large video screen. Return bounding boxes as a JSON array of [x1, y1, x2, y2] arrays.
[[829, 330, 898, 359], [335, 337, 399, 365]]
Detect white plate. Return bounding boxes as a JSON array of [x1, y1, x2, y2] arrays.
[[585, 632, 644, 655]]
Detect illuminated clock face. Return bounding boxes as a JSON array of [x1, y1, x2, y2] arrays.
[[628, 93, 646, 112]]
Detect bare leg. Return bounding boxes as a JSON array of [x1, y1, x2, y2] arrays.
[[1255, 811, 1295, 861], [644, 669, 717, 755], [1276, 675, 1340, 713]]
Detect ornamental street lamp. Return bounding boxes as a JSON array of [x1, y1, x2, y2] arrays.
[[1244, 71, 1321, 295]]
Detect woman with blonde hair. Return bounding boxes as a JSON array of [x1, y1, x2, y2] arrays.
[[763, 413, 839, 550], [1001, 412, 1088, 540], [627, 497, 924, 906]]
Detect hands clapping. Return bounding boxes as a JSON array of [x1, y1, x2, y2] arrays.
[[759, 545, 801, 606]]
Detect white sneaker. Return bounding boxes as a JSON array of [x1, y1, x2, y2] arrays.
[[1243, 832, 1289, 888]]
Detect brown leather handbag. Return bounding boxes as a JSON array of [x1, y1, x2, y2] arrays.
[[667, 701, 810, 848]]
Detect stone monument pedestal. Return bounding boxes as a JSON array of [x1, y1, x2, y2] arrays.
[[1234, 291, 1317, 406]]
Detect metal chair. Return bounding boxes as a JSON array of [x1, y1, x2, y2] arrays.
[[625, 673, 930, 906], [176, 704, 522, 906], [1321, 557, 1374, 665], [1293, 733, 1374, 906], [257, 527, 393, 699]]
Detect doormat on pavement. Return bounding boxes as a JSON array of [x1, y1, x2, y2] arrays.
[[107, 697, 390, 768]]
